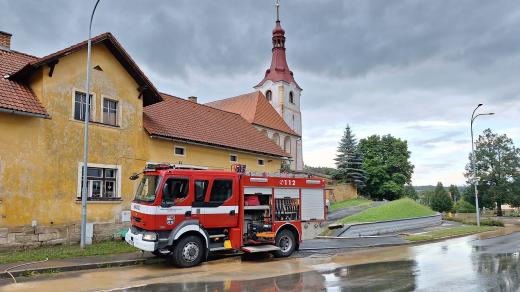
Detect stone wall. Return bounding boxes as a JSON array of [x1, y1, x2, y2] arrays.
[[0, 222, 130, 251], [327, 182, 358, 202]]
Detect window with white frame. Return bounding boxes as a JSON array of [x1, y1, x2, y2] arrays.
[[174, 146, 185, 156], [258, 159, 265, 166], [103, 98, 119, 126], [77, 166, 120, 201], [74, 91, 94, 121], [230, 154, 238, 162]]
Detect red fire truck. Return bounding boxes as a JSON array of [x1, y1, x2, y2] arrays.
[[125, 164, 326, 268]]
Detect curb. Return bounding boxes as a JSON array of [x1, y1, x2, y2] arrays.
[[0, 252, 244, 282], [1, 257, 160, 280]]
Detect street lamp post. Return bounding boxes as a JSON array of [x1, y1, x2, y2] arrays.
[[470, 104, 494, 227], [80, 0, 101, 249]]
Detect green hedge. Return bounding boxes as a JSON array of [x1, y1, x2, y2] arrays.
[[453, 200, 476, 213]]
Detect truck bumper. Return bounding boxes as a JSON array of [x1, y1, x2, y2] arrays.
[[125, 228, 156, 252]]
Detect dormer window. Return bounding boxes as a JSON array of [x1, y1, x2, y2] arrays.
[[289, 91, 294, 104], [266, 90, 272, 101]]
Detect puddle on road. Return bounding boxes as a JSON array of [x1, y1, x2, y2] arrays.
[[3, 234, 520, 291], [115, 235, 520, 292]]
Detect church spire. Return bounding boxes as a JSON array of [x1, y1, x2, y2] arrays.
[[276, 0, 280, 21], [255, 0, 301, 90]]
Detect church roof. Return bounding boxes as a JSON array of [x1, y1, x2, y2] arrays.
[[255, 19, 301, 90], [144, 93, 291, 158], [206, 91, 299, 137]]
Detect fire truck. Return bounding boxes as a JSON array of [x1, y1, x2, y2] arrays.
[[125, 164, 326, 268]]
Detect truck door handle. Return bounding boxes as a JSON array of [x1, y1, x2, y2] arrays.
[[185, 211, 192, 217], [229, 210, 236, 216]]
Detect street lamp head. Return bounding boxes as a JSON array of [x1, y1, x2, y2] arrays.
[[477, 103, 483, 107], [488, 113, 495, 115]]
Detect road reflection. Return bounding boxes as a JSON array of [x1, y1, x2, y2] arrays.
[[119, 234, 520, 292]]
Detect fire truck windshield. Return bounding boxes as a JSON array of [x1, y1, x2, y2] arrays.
[[134, 175, 162, 203]]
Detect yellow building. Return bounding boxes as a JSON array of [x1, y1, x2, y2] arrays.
[[0, 32, 289, 248]]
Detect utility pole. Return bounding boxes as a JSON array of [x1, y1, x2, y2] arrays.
[[470, 104, 494, 227], [81, 0, 101, 249]]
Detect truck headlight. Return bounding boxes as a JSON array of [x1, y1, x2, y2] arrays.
[[142, 232, 157, 242]]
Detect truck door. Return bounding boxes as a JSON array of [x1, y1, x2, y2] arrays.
[[158, 175, 193, 229], [191, 175, 211, 224], [196, 176, 239, 228]]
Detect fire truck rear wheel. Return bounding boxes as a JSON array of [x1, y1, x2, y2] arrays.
[[169, 235, 204, 268], [273, 230, 296, 258]]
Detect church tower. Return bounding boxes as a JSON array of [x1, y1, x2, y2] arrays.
[[254, 0, 303, 170]]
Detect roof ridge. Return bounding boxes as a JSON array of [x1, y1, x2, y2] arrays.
[[8, 49, 39, 60], [159, 92, 247, 118], [206, 91, 257, 105]]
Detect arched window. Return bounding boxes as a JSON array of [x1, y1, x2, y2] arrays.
[[284, 136, 291, 154], [289, 91, 294, 104], [272, 133, 280, 145], [265, 90, 272, 101]]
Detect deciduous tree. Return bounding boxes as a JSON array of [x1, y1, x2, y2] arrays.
[[464, 129, 520, 216], [448, 185, 460, 201], [359, 134, 414, 200]]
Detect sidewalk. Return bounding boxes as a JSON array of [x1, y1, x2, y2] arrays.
[[0, 251, 157, 283]]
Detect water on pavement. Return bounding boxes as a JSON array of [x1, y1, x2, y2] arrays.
[[3, 232, 520, 292]]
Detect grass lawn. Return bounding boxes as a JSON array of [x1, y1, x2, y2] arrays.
[[0, 241, 137, 265], [340, 198, 436, 224], [405, 226, 497, 242], [330, 197, 373, 211]]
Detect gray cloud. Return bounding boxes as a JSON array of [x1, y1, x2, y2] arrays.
[[1, 0, 519, 184]]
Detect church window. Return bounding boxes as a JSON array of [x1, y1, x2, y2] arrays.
[[266, 90, 272, 101], [289, 91, 294, 104]]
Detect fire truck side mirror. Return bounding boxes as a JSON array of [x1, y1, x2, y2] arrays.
[[129, 173, 140, 181]]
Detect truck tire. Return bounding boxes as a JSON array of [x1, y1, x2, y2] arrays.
[[273, 230, 296, 258], [168, 235, 204, 268]]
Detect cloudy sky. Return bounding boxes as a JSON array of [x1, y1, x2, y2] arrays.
[[2, 0, 519, 185]]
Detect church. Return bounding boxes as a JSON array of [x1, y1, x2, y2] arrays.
[[208, 2, 304, 170]]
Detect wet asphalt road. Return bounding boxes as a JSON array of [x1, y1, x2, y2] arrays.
[[3, 232, 520, 292]]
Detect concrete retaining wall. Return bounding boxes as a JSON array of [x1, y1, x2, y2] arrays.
[[301, 221, 326, 240], [336, 214, 442, 237], [0, 222, 130, 251]]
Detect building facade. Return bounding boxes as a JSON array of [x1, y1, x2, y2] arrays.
[[0, 32, 288, 248]]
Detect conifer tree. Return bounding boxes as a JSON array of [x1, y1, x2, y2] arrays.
[[332, 125, 367, 189], [431, 182, 453, 212]]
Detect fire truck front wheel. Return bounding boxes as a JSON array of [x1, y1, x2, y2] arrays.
[[273, 230, 296, 258], [168, 235, 205, 268]]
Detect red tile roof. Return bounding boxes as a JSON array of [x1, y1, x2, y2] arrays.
[[144, 93, 291, 158], [9, 32, 162, 106], [206, 91, 298, 136], [0, 49, 48, 117]]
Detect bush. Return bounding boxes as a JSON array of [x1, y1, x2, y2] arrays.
[[480, 219, 505, 227], [454, 200, 476, 213], [444, 216, 504, 227]]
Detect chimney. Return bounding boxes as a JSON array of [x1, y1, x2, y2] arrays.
[[0, 31, 12, 50], [188, 96, 198, 103]]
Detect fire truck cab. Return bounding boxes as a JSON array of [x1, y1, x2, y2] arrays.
[[125, 164, 326, 268]]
